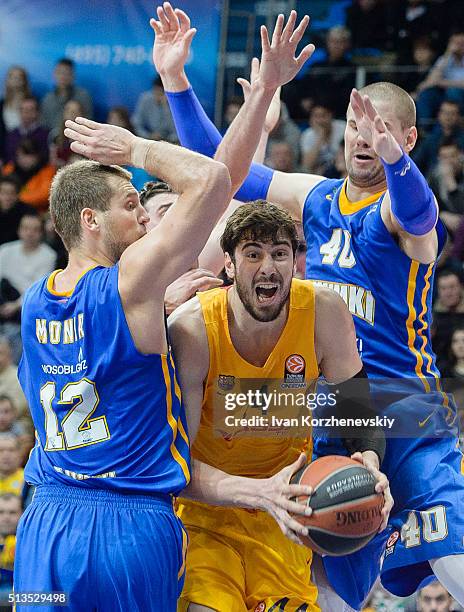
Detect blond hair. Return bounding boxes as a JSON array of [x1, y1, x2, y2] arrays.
[[49, 160, 131, 250], [358, 82, 416, 129]]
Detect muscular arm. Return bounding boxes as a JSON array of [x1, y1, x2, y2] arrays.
[[314, 287, 385, 462]]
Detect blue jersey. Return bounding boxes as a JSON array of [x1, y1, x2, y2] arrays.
[[303, 178, 447, 381], [18, 265, 190, 495]]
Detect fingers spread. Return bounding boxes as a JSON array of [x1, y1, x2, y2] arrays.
[[157, 5, 170, 28], [281, 10, 297, 42], [284, 483, 312, 498], [150, 18, 161, 34], [296, 43, 315, 69], [260, 25, 271, 53], [174, 7, 191, 32], [271, 14, 284, 46], [289, 14, 310, 46], [163, 2, 180, 29]]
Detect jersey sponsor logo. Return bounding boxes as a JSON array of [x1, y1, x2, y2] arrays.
[[312, 280, 375, 325], [254, 604, 266, 612], [53, 466, 116, 480], [36, 313, 84, 345], [385, 530, 400, 557], [218, 374, 235, 391], [283, 354, 306, 388], [41, 360, 87, 375]]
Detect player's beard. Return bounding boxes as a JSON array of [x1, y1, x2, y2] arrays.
[[235, 273, 290, 322], [103, 221, 137, 263]]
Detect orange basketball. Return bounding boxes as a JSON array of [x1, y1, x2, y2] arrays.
[[290, 455, 384, 556]]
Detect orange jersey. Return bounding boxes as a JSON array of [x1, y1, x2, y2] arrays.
[[191, 278, 320, 478]]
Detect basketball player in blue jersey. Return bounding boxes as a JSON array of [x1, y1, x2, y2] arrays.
[[14, 10, 320, 611], [152, 4, 464, 610]]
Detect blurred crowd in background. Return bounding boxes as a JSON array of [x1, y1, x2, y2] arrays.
[[0, 0, 464, 609]]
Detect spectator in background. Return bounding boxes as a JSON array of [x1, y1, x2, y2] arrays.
[[223, 96, 242, 131], [428, 139, 464, 233], [266, 102, 301, 160], [131, 75, 177, 141], [107, 106, 153, 190], [441, 327, 464, 414], [415, 582, 454, 611], [49, 99, 84, 167], [266, 141, 297, 173], [40, 58, 93, 131], [0, 397, 24, 437], [398, 38, 436, 100], [2, 139, 55, 212], [433, 270, 464, 361], [300, 104, 346, 175], [413, 100, 464, 176], [0, 338, 28, 423], [346, 0, 394, 53], [324, 140, 348, 179], [4, 96, 49, 165], [395, 0, 442, 66], [416, 30, 464, 123], [0, 67, 31, 134], [43, 212, 67, 270], [297, 27, 355, 121], [0, 493, 22, 595], [0, 434, 23, 496], [0, 177, 34, 245], [0, 214, 56, 361]]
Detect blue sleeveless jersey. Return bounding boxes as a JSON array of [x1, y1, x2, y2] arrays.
[[303, 178, 447, 382], [18, 266, 190, 495]]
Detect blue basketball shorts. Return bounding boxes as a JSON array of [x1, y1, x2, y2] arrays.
[[14, 484, 188, 611], [318, 434, 464, 610]]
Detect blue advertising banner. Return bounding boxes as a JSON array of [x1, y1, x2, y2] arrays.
[[0, 0, 223, 118]]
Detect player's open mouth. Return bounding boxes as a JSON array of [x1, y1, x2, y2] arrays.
[[354, 153, 374, 161], [255, 283, 279, 303]]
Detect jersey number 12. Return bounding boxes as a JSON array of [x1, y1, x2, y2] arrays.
[[40, 378, 110, 451]]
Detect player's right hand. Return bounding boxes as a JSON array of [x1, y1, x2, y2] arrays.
[[64, 118, 136, 166], [258, 453, 313, 546], [151, 2, 196, 78]]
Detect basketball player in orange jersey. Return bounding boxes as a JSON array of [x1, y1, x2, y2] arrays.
[[169, 201, 393, 612]]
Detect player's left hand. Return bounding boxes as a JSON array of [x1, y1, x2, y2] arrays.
[[64, 117, 136, 166], [350, 89, 403, 165], [258, 452, 313, 546], [351, 450, 393, 532], [257, 11, 315, 92], [237, 58, 282, 134]]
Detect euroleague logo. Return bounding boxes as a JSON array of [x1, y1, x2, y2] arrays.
[[385, 530, 400, 557], [285, 354, 305, 374], [283, 354, 306, 388]]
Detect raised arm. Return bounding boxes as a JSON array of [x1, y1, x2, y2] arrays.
[[154, 3, 322, 218], [350, 89, 439, 263], [169, 297, 314, 545], [214, 11, 313, 196]]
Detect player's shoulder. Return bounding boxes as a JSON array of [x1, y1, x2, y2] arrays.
[[168, 295, 203, 334], [314, 284, 351, 318]]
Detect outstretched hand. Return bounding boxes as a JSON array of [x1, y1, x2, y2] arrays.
[[64, 117, 136, 166], [152, 2, 196, 77], [258, 10, 315, 91], [257, 453, 312, 546], [351, 451, 393, 532], [237, 57, 282, 134], [350, 89, 403, 164]]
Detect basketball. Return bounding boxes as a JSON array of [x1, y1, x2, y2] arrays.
[[290, 455, 384, 556]]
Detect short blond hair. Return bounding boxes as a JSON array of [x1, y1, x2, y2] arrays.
[[50, 160, 131, 250], [358, 82, 416, 129]]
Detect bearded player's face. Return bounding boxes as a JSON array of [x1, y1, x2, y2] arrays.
[[103, 178, 149, 262], [344, 99, 410, 188], [231, 237, 294, 322]]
